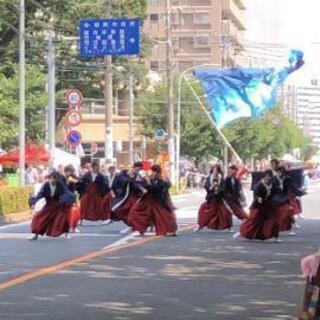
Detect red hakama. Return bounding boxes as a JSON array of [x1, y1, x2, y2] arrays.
[[31, 200, 70, 237], [197, 199, 233, 230], [240, 203, 279, 240], [69, 205, 81, 230], [128, 195, 177, 236], [276, 203, 295, 232], [289, 196, 302, 215], [80, 183, 107, 221], [111, 194, 138, 225], [224, 195, 249, 220], [102, 192, 114, 221]]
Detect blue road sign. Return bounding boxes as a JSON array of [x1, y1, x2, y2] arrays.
[[67, 130, 82, 146], [155, 129, 167, 141], [79, 18, 140, 57]]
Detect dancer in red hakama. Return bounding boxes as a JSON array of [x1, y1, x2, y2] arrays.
[[272, 165, 296, 235], [194, 165, 233, 232], [101, 165, 117, 225], [128, 164, 178, 236], [28, 171, 75, 240], [79, 162, 109, 222], [111, 162, 144, 233], [235, 170, 281, 242], [224, 165, 249, 221], [60, 165, 80, 233]]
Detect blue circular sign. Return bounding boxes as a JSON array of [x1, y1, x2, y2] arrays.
[[67, 130, 82, 146]]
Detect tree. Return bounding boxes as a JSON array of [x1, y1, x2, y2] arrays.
[[0, 0, 150, 149], [223, 106, 316, 161], [0, 63, 47, 149], [137, 78, 222, 164]]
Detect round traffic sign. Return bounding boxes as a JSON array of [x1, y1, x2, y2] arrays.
[[65, 89, 83, 107], [155, 129, 167, 141], [67, 130, 82, 146], [65, 110, 82, 127]]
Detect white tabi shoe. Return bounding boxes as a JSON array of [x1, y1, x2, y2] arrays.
[[193, 225, 201, 232], [120, 226, 133, 235], [233, 232, 240, 239], [274, 238, 282, 243], [28, 234, 38, 241], [289, 230, 297, 236], [101, 219, 113, 225], [65, 233, 71, 239], [131, 231, 142, 237]]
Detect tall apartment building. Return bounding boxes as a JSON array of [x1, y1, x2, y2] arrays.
[[284, 82, 320, 145], [144, 0, 246, 72]]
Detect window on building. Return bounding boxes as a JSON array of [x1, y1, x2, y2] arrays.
[[171, 37, 179, 50], [171, 11, 180, 25], [193, 35, 210, 48], [150, 61, 159, 71], [193, 12, 210, 24], [150, 14, 159, 22]]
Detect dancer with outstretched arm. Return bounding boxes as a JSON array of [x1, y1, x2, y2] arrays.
[[28, 170, 75, 240]]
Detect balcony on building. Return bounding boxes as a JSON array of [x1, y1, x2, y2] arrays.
[[233, 0, 246, 10], [171, 0, 212, 7], [222, 0, 246, 31], [222, 19, 244, 50]]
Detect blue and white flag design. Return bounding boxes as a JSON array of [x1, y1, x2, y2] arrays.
[[194, 50, 304, 128]]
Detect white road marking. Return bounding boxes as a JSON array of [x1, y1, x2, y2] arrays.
[[101, 232, 138, 250], [0, 221, 29, 231]]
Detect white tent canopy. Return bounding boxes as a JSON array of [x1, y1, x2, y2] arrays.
[[52, 148, 81, 170]]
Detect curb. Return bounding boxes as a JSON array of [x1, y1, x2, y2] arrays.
[[0, 211, 31, 225]]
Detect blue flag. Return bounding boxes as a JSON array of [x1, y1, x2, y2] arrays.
[[194, 50, 304, 128]]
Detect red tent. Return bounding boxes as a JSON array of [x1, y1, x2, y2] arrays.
[[0, 142, 50, 165]]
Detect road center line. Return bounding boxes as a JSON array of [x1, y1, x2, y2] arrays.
[[0, 224, 196, 293]]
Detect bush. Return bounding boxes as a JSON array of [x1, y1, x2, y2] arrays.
[[170, 178, 187, 196], [0, 186, 33, 215]]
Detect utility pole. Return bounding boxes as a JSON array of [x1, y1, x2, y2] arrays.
[[165, 0, 176, 184], [48, 31, 56, 165], [128, 65, 134, 165], [104, 0, 114, 164], [19, 0, 25, 186]]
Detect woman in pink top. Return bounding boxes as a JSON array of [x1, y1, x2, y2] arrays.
[[299, 250, 320, 319]]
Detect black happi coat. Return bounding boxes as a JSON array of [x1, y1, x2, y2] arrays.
[[204, 174, 225, 202], [146, 178, 172, 210], [225, 176, 242, 202], [251, 182, 276, 209], [29, 181, 75, 206], [111, 171, 145, 211], [77, 172, 109, 198]]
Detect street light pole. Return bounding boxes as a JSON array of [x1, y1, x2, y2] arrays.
[[165, 0, 176, 184], [19, 0, 25, 186], [104, 0, 114, 164], [128, 65, 134, 165], [48, 31, 56, 165]]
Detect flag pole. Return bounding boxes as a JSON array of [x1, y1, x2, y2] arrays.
[[184, 75, 242, 163]]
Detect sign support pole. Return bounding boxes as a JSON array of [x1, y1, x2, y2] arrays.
[[19, 0, 25, 186], [104, 0, 114, 164]]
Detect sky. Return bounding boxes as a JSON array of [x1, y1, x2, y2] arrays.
[[244, 0, 320, 84]]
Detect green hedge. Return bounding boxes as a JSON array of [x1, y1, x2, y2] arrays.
[[0, 186, 33, 215]]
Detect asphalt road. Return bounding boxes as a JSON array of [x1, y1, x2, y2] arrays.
[[0, 185, 319, 320]]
